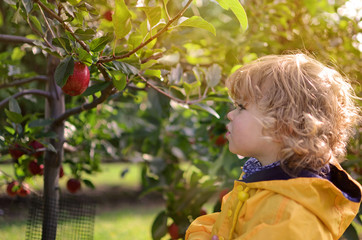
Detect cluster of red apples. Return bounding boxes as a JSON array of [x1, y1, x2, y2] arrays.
[[6, 140, 81, 196]]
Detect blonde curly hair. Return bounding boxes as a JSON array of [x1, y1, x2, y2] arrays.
[[226, 53, 360, 175]]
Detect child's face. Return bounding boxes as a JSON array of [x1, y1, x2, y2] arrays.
[[226, 103, 281, 165]]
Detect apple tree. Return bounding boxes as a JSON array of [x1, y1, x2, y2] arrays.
[[0, 0, 247, 239]]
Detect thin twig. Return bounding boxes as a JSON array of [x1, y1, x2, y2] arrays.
[[141, 52, 164, 64], [34, 0, 90, 53], [27, 16, 56, 51], [0, 89, 52, 109], [38, 5, 57, 39], [0, 76, 48, 89], [138, 74, 206, 105], [98, 0, 193, 64]]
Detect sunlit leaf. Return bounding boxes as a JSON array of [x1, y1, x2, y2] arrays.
[[215, 0, 248, 31], [11, 47, 26, 61], [190, 103, 220, 119], [76, 47, 92, 66], [111, 72, 127, 91], [144, 69, 161, 78], [178, 16, 216, 36], [29, 15, 43, 33], [89, 34, 112, 52], [139, 6, 161, 28], [113, 0, 132, 40], [206, 64, 222, 87], [158, 52, 180, 66]]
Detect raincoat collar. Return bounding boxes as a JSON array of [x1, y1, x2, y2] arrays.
[[241, 159, 361, 203]]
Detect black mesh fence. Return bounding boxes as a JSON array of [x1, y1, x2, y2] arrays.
[[25, 195, 96, 240]]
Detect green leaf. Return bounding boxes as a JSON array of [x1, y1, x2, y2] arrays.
[[151, 211, 168, 240], [144, 69, 161, 78], [113, 0, 132, 40], [111, 72, 127, 91], [29, 15, 42, 33], [74, 28, 96, 41], [89, 34, 112, 52], [22, 0, 33, 13], [206, 64, 222, 87], [29, 119, 53, 128], [139, 6, 161, 28], [5, 109, 23, 123], [178, 16, 216, 36], [112, 61, 139, 76], [190, 103, 220, 119], [81, 82, 111, 96], [9, 98, 21, 114], [11, 47, 26, 61], [83, 179, 95, 189], [342, 224, 359, 240], [54, 56, 74, 87], [52, 37, 72, 53], [76, 47, 92, 66], [215, 0, 248, 31]]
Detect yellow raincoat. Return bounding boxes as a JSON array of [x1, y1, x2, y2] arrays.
[[185, 163, 361, 240]]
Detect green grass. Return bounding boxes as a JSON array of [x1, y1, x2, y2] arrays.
[[0, 219, 27, 240], [94, 204, 164, 240], [0, 204, 165, 240]]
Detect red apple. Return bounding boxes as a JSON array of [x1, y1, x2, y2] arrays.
[[62, 62, 90, 96], [39, 164, 44, 175], [200, 208, 207, 216], [219, 189, 230, 202], [29, 140, 44, 157], [168, 223, 179, 240], [9, 143, 24, 160], [28, 159, 42, 175], [6, 181, 19, 197], [59, 166, 64, 178], [215, 135, 227, 146], [103, 10, 113, 21], [18, 183, 30, 197], [67, 178, 81, 193]]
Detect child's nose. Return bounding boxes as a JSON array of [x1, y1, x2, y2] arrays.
[[227, 110, 234, 120]]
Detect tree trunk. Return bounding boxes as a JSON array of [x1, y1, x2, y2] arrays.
[[42, 55, 64, 240]]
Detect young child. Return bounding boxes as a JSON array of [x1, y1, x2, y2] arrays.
[[185, 53, 361, 240]]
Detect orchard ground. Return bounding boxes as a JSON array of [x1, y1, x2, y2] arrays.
[[0, 163, 172, 239]]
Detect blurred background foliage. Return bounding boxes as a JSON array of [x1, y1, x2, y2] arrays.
[[0, 0, 361, 239]]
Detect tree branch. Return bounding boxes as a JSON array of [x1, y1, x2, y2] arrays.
[[0, 34, 35, 45], [97, 0, 193, 64], [51, 84, 114, 127], [0, 90, 52, 109], [138, 74, 206, 105], [0, 75, 48, 89], [33, 0, 90, 53]]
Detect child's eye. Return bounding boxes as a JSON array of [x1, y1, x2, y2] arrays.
[[238, 104, 246, 111]]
